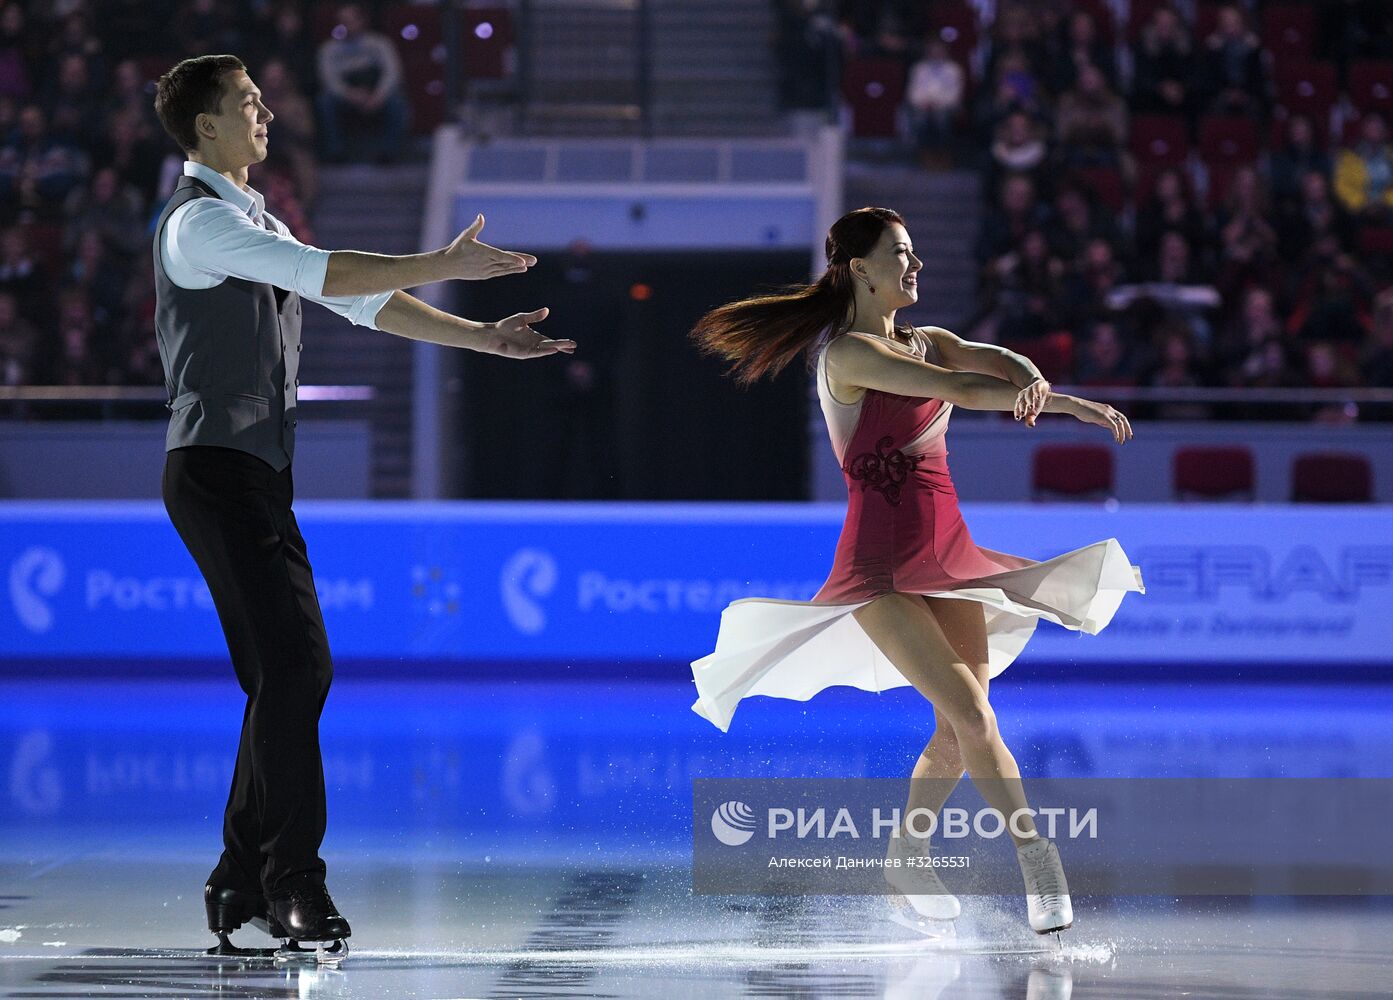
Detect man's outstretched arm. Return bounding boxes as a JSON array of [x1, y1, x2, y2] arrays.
[[321, 214, 535, 296], [373, 291, 575, 359]]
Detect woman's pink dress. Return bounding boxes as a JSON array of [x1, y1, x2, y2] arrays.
[[690, 330, 1144, 731]]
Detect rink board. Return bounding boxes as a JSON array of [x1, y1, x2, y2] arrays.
[[0, 501, 1389, 667]]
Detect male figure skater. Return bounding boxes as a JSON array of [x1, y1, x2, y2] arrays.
[[151, 54, 574, 954]]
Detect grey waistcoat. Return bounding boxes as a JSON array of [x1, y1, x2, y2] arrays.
[[153, 174, 303, 472]]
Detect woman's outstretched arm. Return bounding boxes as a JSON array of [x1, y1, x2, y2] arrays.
[[826, 333, 1132, 443]]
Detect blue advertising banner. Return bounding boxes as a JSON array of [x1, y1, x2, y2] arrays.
[[0, 502, 1389, 665]]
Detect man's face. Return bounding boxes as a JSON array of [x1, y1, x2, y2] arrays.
[[198, 69, 273, 167]]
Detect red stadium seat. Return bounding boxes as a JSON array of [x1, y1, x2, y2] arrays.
[[927, 0, 979, 72], [1291, 452, 1373, 502], [1031, 444, 1114, 501], [1347, 61, 1393, 115], [1261, 5, 1317, 62], [1004, 332, 1074, 384], [1071, 165, 1126, 211], [1358, 226, 1393, 257], [1130, 114, 1190, 166], [841, 57, 907, 138], [1198, 115, 1260, 164], [1194, 2, 1225, 43], [1173, 446, 1255, 500], [1125, 0, 1171, 44], [1274, 62, 1338, 121], [462, 7, 515, 81], [384, 2, 446, 134]]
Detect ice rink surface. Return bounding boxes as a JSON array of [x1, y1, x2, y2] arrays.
[[3, 674, 1391, 998]]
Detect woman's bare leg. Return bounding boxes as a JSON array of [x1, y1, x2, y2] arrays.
[[854, 593, 1038, 847], [900, 597, 992, 836]]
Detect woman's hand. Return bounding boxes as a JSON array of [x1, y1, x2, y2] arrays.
[[1013, 376, 1051, 427], [443, 214, 537, 280], [1070, 396, 1134, 444], [480, 308, 576, 359]]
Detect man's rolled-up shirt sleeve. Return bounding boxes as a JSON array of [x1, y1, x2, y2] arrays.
[[171, 199, 394, 330], [171, 197, 333, 298], [265, 214, 394, 330]]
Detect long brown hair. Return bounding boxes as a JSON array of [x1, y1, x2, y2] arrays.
[[691, 206, 907, 385]]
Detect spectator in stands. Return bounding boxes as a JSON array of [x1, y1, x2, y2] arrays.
[[1362, 288, 1393, 412], [47, 10, 104, 80], [92, 108, 165, 206], [257, 57, 317, 205], [0, 104, 90, 219], [1197, 4, 1267, 117], [1075, 319, 1138, 386], [989, 110, 1048, 187], [261, 4, 319, 99], [1333, 112, 1393, 221], [42, 53, 101, 143], [1215, 165, 1279, 295], [1145, 321, 1211, 419], [1134, 166, 1210, 263], [1054, 63, 1128, 168], [1048, 181, 1121, 263], [1048, 9, 1116, 95], [62, 166, 145, 258], [1266, 114, 1331, 208], [65, 228, 128, 332], [45, 287, 111, 385], [0, 288, 37, 384], [776, 0, 840, 113], [1289, 246, 1374, 344], [976, 172, 1050, 265], [983, 3, 1047, 91], [0, 226, 45, 323], [316, 2, 409, 164], [1317, 0, 1393, 73], [0, 2, 32, 100], [837, 0, 919, 59], [106, 59, 159, 133], [1131, 4, 1194, 118], [1060, 235, 1126, 325], [1150, 229, 1207, 285], [1215, 286, 1284, 380], [906, 38, 964, 167], [1277, 169, 1355, 262], [173, 0, 241, 60], [981, 226, 1066, 342]]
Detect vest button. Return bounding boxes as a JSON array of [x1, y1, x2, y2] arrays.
[[297, 344, 303, 352]]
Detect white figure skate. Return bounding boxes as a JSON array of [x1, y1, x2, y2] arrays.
[[1016, 837, 1073, 934], [884, 832, 961, 921]]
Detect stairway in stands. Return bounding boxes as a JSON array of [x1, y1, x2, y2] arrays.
[[647, 0, 780, 135], [520, 0, 781, 136], [297, 164, 427, 498], [843, 165, 982, 332]]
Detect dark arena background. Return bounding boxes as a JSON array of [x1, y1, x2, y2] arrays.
[[2, 1, 1393, 997]]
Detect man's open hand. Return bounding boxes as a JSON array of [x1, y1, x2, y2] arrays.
[[443, 214, 537, 281], [481, 308, 576, 359]]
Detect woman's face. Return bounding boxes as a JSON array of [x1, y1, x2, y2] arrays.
[[852, 223, 922, 310]]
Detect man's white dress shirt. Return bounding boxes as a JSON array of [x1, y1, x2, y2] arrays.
[[159, 161, 392, 329]]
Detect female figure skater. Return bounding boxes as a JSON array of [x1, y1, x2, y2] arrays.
[[688, 207, 1143, 936]]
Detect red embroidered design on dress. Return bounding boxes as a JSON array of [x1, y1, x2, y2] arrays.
[[846, 436, 921, 505]]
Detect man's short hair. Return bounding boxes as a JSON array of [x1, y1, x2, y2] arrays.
[[154, 54, 247, 153]]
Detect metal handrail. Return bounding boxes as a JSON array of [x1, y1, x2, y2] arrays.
[[1050, 386, 1393, 404], [0, 386, 375, 403]]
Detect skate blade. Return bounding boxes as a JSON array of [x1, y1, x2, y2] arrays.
[[886, 894, 957, 939], [205, 938, 279, 960], [274, 938, 350, 966]]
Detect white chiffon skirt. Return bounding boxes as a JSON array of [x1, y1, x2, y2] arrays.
[[690, 538, 1144, 732]]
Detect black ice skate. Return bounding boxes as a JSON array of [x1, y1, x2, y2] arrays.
[[204, 884, 286, 957], [266, 881, 351, 964]]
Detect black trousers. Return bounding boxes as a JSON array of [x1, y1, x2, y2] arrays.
[[162, 446, 333, 896]]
